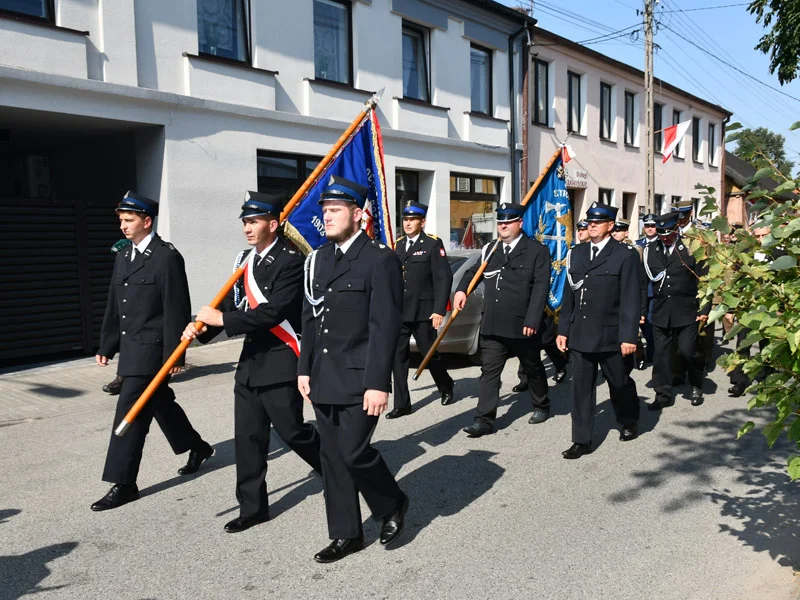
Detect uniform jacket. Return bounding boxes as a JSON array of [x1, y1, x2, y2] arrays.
[[198, 238, 303, 387], [98, 234, 191, 376], [626, 239, 649, 318], [558, 238, 640, 353], [394, 232, 452, 322], [299, 232, 403, 404], [645, 236, 709, 329], [456, 235, 550, 339]]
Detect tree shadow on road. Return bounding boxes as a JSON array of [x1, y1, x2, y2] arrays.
[[0, 541, 78, 600], [0, 509, 21, 524], [606, 406, 798, 569], [24, 383, 84, 399]]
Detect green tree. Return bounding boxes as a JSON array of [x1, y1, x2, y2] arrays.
[[692, 120, 800, 480], [748, 0, 800, 84], [731, 126, 795, 180]]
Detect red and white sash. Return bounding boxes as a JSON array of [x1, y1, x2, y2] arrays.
[[243, 250, 301, 357]]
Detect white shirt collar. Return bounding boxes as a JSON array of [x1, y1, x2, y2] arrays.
[[503, 233, 523, 252], [407, 233, 420, 246], [132, 232, 154, 260], [336, 230, 363, 256], [590, 235, 611, 256], [256, 238, 279, 259]]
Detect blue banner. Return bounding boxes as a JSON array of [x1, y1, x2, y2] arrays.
[[284, 112, 393, 253], [522, 155, 572, 312]]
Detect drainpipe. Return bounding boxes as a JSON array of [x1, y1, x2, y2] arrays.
[[721, 114, 731, 222], [508, 23, 531, 203]]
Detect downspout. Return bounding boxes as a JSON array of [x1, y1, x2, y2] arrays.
[[508, 23, 530, 203], [721, 114, 731, 222]]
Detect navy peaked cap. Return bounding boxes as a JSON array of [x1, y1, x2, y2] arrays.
[[239, 191, 283, 219], [586, 202, 618, 222], [402, 201, 428, 217], [116, 191, 159, 217], [319, 175, 368, 209]]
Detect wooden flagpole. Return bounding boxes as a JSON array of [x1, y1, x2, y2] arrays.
[[115, 89, 385, 437], [412, 145, 564, 381]]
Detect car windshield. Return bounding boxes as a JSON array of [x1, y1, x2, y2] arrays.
[[447, 256, 468, 273]]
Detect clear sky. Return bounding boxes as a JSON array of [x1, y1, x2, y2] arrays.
[[498, 0, 800, 176]]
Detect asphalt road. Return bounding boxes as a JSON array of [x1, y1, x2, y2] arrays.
[[1, 339, 798, 600]]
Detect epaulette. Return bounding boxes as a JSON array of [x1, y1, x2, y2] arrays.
[[624, 244, 633, 250], [370, 239, 389, 251], [166, 242, 176, 251], [110, 239, 132, 254], [396, 235, 406, 242], [426, 233, 439, 240]]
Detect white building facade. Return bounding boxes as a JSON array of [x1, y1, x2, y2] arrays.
[[526, 29, 731, 238], [0, 0, 532, 360]]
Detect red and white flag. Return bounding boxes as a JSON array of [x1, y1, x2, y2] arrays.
[[461, 218, 474, 249], [562, 144, 577, 164], [662, 120, 691, 163], [243, 250, 301, 357]]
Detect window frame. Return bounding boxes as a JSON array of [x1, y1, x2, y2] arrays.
[[313, 0, 354, 86], [654, 193, 665, 216], [401, 21, 431, 103], [672, 109, 684, 158], [708, 122, 717, 166], [450, 172, 500, 202], [0, 0, 54, 22], [196, 0, 252, 65], [256, 150, 324, 197], [469, 43, 493, 116], [567, 70, 582, 134], [599, 187, 614, 206], [599, 82, 612, 141], [624, 91, 636, 146], [532, 58, 549, 127], [654, 102, 663, 154], [692, 116, 702, 163]]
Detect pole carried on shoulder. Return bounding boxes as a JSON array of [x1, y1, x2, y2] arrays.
[[412, 145, 564, 381], [115, 89, 385, 437]]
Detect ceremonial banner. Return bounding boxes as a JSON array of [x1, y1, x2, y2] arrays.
[[284, 111, 393, 253], [521, 154, 572, 312]]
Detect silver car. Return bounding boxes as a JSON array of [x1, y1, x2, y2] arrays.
[[410, 249, 484, 358]]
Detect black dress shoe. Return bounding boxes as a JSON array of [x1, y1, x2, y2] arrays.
[[313, 538, 365, 563], [380, 496, 409, 545], [512, 381, 529, 393], [690, 387, 704, 406], [728, 382, 747, 398], [102, 375, 123, 395], [90, 484, 139, 512], [178, 441, 214, 475], [441, 390, 454, 406], [562, 443, 592, 459], [647, 398, 675, 411], [463, 420, 493, 438], [619, 423, 638, 441], [528, 408, 550, 424], [385, 406, 412, 419], [554, 369, 567, 384], [224, 513, 269, 533]]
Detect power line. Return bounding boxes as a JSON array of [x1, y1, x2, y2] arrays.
[[576, 24, 641, 45], [660, 2, 750, 13]]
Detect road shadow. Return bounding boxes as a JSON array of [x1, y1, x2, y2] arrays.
[[606, 406, 798, 568], [173, 361, 237, 383], [0, 541, 78, 600], [24, 384, 84, 399], [386, 450, 504, 549], [0, 509, 21, 524]]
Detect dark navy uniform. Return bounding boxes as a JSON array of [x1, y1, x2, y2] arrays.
[[558, 205, 640, 448], [392, 209, 453, 412], [197, 193, 321, 523], [644, 213, 709, 408], [300, 182, 406, 545], [457, 203, 551, 428], [98, 197, 207, 487]]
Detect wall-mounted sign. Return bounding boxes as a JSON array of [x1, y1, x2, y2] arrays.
[[565, 168, 588, 189]]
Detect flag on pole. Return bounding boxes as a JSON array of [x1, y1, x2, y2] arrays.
[[521, 153, 572, 313], [284, 112, 393, 253], [662, 120, 691, 163], [460, 217, 474, 249], [561, 144, 576, 164]]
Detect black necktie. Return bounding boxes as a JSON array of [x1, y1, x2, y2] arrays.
[[335, 248, 344, 262], [591, 246, 598, 261]]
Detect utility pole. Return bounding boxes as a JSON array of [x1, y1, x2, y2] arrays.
[[644, 0, 655, 213]]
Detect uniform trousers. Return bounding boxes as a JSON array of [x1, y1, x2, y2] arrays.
[[478, 334, 549, 424], [393, 320, 454, 410], [233, 381, 322, 518], [516, 316, 566, 383], [570, 349, 639, 445], [103, 376, 203, 485], [313, 403, 406, 539], [653, 323, 704, 402]]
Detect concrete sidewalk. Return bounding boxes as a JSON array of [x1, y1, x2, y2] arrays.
[[1, 338, 798, 600]]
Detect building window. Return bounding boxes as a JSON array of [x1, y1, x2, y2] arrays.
[[708, 122, 718, 165], [257, 151, 323, 198], [470, 44, 492, 115], [622, 192, 636, 220], [599, 188, 614, 206], [402, 22, 430, 102], [692, 196, 701, 217], [672, 109, 684, 158], [567, 71, 582, 134], [600, 82, 612, 140], [0, 0, 52, 20], [314, 0, 352, 85], [533, 58, 549, 126], [396, 170, 420, 238], [654, 193, 665, 215], [197, 0, 250, 63], [692, 116, 702, 162], [671, 195, 682, 211], [654, 102, 663, 153], [624, 91, 636, 146], [450, 173, 500, 249]]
